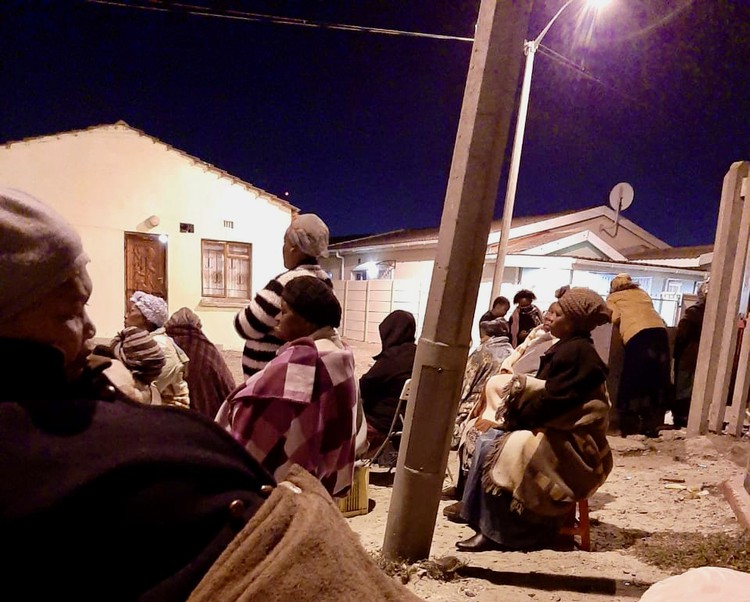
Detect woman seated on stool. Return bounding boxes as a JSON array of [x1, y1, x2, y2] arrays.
[[456, 288, 613, 552], [216, 276, 357, 497]]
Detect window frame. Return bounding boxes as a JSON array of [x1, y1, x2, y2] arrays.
[[201, 239, 252, 301]]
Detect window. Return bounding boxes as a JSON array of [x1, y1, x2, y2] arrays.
[[202, 240, 252, 299], [351, 260, 395, 281], [631, 276, 652, 294]]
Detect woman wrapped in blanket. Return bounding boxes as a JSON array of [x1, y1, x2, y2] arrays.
[[455, 287, 614, 552], [217, 276, 357, 497]]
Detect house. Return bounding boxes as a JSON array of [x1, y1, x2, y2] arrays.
[[0, 122, 295, 350], [321, 206, 709, 343]]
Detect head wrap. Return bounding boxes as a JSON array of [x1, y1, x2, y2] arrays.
[[479, 317, 510, 338], [285, 214, 330, 258], [112, 326, 166, 382], [610, 273, 639, 293], [130, 291, 169, 328], [165, 307, 202, 330], [555, 285, 571, 299], [557, 287, 612, 333], [282, 276, 341, 328], [0, 188, 89, 322]]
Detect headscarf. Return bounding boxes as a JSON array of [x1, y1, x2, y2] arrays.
[[610, 273, 639, 293], [166, 307, 202, 330], [285, 214, 330, 258], [130, 292, 169, 328], [375, 310, 416, 359], [557, 287, 612, 333], [282, 276, 341, 328], [479, 317, 509, 339], [0, 188, 89, 322]]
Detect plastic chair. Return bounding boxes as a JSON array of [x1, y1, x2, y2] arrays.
[[364, 378, 410, 471], [558, 498, 590, 551]]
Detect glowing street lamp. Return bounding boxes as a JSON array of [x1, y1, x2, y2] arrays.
[[489, 0, 611, 301]]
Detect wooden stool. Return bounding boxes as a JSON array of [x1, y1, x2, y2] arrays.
[[558, 499, 590, 551]]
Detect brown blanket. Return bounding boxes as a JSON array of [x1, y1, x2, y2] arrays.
[[189, 465, 423, 602], [482, 381, 613, 520]]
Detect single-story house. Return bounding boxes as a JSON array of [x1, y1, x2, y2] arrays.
[[0, 122, 295, 350], [321, 206, 710, 343]]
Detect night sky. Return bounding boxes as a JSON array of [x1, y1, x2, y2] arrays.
[[2, 1, 749, 246]]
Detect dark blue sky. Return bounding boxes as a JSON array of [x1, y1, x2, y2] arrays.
[[2, 1, 749, 246]]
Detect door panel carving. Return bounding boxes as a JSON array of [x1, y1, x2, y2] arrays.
[[124, 233, 167, 307]]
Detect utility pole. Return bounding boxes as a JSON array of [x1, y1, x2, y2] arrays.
[[382, 0, 533, 562]]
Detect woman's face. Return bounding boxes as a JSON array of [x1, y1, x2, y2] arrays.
[[547, 302, 575, 339], [542, 308, 555, 332], [517, 297, 532, 308], [125, 304, 150, 330], [2, 268, 97, 381], [275, 299, 317, 341]]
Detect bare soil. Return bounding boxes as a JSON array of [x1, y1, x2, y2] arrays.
[[341, 339, 750, 602], [221, 340, 750, 601]]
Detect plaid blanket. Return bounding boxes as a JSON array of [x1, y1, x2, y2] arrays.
[[482, 378, 612, 520], [217, 336, 356, 497]]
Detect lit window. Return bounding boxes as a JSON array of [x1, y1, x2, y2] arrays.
[[202, 240, 252, 299], [351, 260, 395, 281]]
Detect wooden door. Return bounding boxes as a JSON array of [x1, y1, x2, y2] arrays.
[[124, 232, 167, 308]]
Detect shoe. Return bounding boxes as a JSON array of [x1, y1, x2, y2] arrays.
[[441, 485, 458, 500], [455, 532, 502, 552], [442, 502, 467, 524]]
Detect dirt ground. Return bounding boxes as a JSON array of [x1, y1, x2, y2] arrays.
[[223, 339, 750, 601]]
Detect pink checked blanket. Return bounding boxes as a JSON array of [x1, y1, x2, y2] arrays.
[[217, 336, 357, 497]]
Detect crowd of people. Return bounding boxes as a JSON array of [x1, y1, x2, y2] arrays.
[[0, 185, 709, 597]]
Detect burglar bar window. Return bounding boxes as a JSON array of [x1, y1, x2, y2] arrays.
[[201, 240, 252, 299]]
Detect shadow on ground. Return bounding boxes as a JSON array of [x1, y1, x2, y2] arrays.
[[457, 566, 651, 598], [589, 522, 651, 552]]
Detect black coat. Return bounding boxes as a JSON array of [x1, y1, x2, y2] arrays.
[[508, 334, 608, 430], [0, 338, 272, 601], [360, 311, 417, 434]]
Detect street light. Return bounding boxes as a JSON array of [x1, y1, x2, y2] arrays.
[[489, 0, 610, 302]]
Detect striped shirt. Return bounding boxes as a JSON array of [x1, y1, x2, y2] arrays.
[[235, 263, 331, 378]]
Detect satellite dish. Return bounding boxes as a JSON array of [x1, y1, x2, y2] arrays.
[[609, 182, 634, 211]]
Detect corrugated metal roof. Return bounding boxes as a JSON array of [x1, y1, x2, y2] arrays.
[[627, 245, 713, 260], [330, 207, 593, 250]]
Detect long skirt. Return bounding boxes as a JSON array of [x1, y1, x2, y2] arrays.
[[459, 429, 561, 550], [617, 327, 671, 436]]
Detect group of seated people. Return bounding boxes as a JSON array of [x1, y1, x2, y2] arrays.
[[1, 182, 627, 601], [0, 188, 423, 600]]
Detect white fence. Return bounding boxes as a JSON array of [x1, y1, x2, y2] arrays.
[[332, 279, 429, 343]]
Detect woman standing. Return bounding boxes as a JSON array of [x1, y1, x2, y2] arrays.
[[508, 289, 544, 347], [607, 273, 671, 437]]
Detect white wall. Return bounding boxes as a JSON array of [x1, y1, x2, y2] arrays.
[[0, 125, 293, 350]]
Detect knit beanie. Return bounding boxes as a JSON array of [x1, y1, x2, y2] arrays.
[[130, 291, 169, 328], [285, 214, 330, 258], [112, 326, 166, 382], [557, 287, 612, 333], [282, 276, 341, 328], [0, 188, 89, 322]]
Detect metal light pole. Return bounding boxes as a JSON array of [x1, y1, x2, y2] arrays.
[[489, 0, 605, 303]]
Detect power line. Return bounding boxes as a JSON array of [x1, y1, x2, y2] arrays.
[[84, 0, 474, 42]]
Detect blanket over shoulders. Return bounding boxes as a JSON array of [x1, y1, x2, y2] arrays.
[[188, 465, 423, 602], [482, 381, 612, 521]]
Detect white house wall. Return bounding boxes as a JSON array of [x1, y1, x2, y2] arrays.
[[0, 125, 293, 350]]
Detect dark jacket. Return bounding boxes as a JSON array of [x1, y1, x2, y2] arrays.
[[0, 338, 272, 601], [508, 334, 608, 430], [166, 321, 236, 419], [360, 311, 417, 434]]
